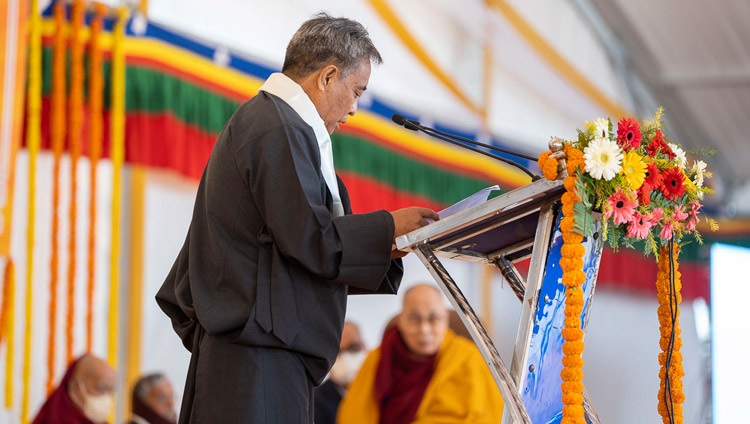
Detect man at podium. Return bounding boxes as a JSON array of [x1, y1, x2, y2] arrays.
[[156, 13, 437, 424]]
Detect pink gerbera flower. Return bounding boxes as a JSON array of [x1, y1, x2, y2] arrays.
[[660, 220, 674, 240], [649, 208, 664, 225], [672, 204, 689, 222], [686, 200, 701, 231], [605, 188, 638, 225], [616, 117, 642, 151], [627, 211, 652, 239]]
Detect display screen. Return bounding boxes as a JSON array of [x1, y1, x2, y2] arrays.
[[711, 243, 750, 422]]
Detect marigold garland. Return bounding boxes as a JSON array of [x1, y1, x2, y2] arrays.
[[656, 243, 684, 424], [47, 0, 66, 395], [540, 145, 587, 424], [66, 0, 85, 363], [86, 2, 107, 353]]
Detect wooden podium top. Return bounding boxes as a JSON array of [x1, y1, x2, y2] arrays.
[[396, 178, 564, 263]]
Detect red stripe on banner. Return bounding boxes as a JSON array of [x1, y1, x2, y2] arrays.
[[29, 98, 216, 180], [338, 172, 446, 214], [512, 247, 709, 301], [125, 112, 216, 180], [596, 248, 710, 301]]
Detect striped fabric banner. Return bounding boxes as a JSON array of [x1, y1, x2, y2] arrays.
[[25, 9, 750, 303]]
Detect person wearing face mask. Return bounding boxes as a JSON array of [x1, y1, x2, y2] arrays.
[[127, 373, 177, 424], [314, 321, 366, 424], [338, 284, 504, 424], [32, 354, 116, 424]]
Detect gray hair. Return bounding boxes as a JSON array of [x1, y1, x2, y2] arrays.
[[282, 12, 383, 79], [133, 373, 168, 400]]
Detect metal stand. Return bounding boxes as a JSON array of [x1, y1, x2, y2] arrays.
[[397, 178, 604, 423]]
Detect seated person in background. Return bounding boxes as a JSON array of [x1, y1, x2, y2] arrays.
[[338, 284, 504, 424], [32, 354, 116, 424], [314, 321, 367, 424], [127, 373, 177, 424]]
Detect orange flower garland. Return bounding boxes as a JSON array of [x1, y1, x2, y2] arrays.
[[86, 2, 107, 353], [47, 0, 66, 395], [539, 144, 587, 423], [656, 243, 684, 424], [538, 150, 559, 180], [66, 0, 85, 363]]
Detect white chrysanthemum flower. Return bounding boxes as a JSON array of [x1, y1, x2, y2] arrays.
[[593, 118, 609, 139], [584, 137, 623, 180], [691, 160, 707, 187], [669, 143, 687, 169]]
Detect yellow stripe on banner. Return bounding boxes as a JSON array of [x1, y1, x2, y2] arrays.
[[21, 0, 42, 421], [124, 37, 263, 98], [367, 0, 481, 116], [487, 0, 629, 119], [123, 166, 146, 423], [39, 20, 264, 100], [352, 112, 530, 188], [108, 6, 127, 370]]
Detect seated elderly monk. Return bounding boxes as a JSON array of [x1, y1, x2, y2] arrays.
[[32, 354, 116, 424], [338, 284, 504, 424]]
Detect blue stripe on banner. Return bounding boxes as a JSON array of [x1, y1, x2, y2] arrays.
[[40, 1, 538, 170]]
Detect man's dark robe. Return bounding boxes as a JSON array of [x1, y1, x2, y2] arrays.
[[156, 91, 403, 423]]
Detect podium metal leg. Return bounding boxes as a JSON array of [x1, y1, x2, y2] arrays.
[[414, 243, 531, 423]]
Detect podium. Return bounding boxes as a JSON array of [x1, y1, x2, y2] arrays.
[[396, 178, 604, 423]]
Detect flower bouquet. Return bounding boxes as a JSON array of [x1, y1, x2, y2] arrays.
[[537, 108, 716, 424]]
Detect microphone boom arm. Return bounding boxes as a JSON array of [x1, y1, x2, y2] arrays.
[[391, 114, 541, 181]]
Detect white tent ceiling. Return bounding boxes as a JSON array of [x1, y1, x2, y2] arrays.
[[581, 0, 750, 215]]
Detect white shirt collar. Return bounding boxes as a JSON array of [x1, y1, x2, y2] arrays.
[[259, 73, 344, 217]]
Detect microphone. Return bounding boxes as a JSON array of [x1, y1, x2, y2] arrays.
[[391, 114, 541, 181]]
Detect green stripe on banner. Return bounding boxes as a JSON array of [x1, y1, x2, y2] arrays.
[[40, 46, 241, 134], [125, 66, 240, 134], [333, 132, 500, 206]]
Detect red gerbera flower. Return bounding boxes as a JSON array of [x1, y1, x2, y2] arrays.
[[638, 183, 652, 206], [644, 162, 663, 187], [646, 130, 675, 159], [616, 117, 642, 151], [659, 167, 686, 201]]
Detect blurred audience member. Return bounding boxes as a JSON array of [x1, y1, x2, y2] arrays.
[[127, 373, 177, 424], [32, 354, 116, 424], [314, 321, 366, 424], [338, 284, 504, 423]]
